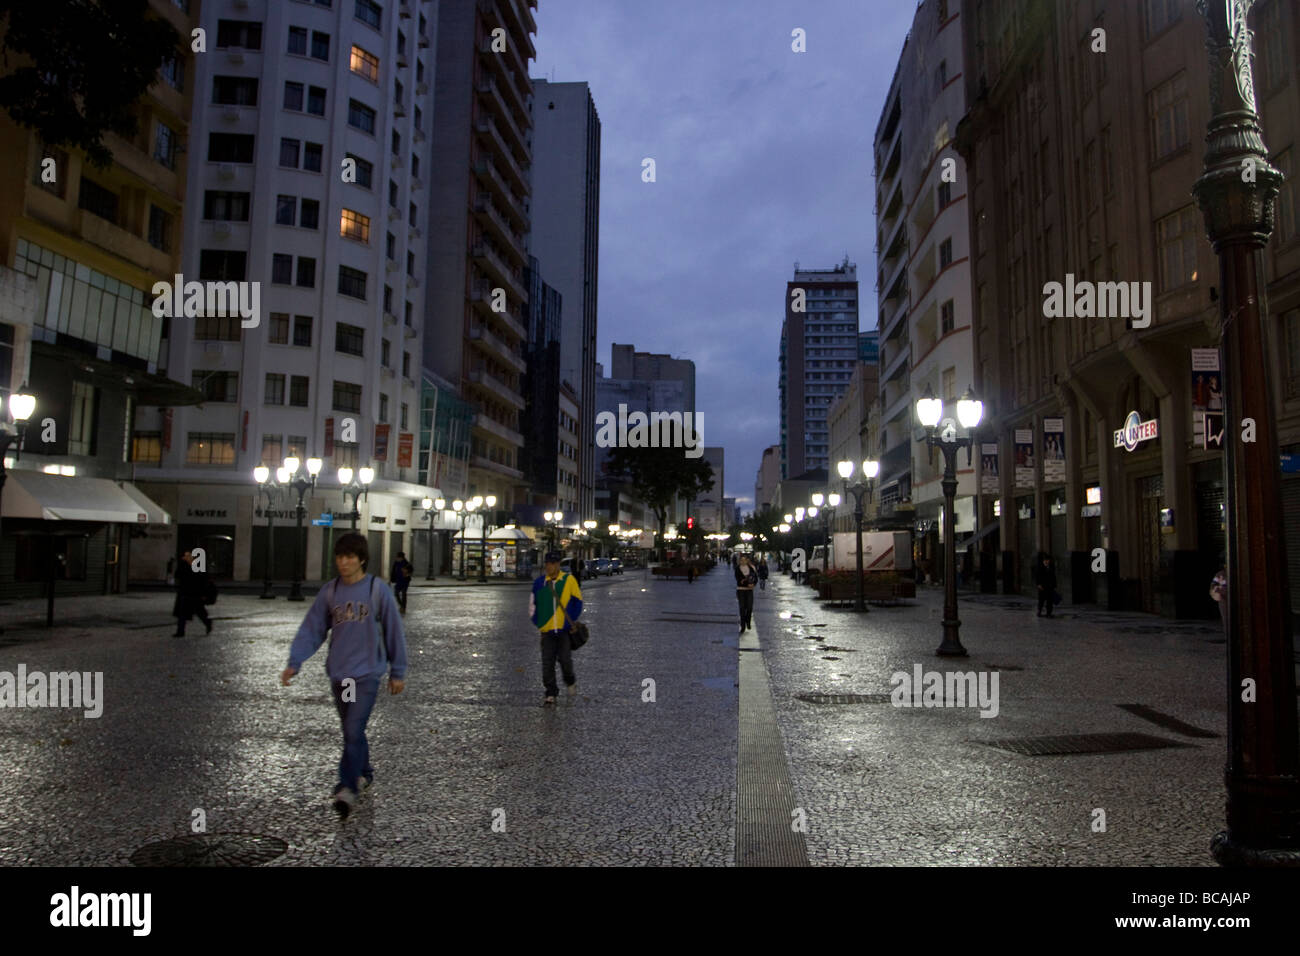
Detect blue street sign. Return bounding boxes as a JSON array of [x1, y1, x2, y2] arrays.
[[312, 515, 334, 527], [1282, 454, 1300, 473]]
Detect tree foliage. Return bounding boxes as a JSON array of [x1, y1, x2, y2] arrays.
[[0, 0, 181, 169], [604, 446, 714, 543]]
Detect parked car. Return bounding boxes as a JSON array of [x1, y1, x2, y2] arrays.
[[592, 558, 612, 576], [609, 558, 624, 574]]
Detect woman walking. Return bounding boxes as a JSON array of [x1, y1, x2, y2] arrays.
[[172, 549, 213, 637], [734, 553, 758, 633], [1034, 552, 1058, 618]]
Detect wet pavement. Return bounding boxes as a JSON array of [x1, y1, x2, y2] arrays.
[[0, 566, 1265, 866]]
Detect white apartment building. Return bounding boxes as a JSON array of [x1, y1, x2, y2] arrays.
[[134, 0, 445, 583]]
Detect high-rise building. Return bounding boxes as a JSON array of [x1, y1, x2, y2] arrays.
[[133, 0, 439, 583], [955, 0, 1299, 615], [426, 0, 536, 512], [0, 0, 200, 598], [529, 78, 600, 523], [754, 444, 781, 512], [609, 344, 695, 413], [874, 0, 978, 563], [780, 258, 859, 478], [520, 254, 563, 509]]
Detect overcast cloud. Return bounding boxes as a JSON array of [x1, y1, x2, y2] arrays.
[[532, 0, 916, 510]]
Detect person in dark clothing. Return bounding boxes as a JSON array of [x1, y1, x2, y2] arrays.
[[172, 550, 213, 637], [389, 551, 413, 613], [734, 554, 758, 633], [1034, 553, 1058, 617], [687, 565, 695, 584], [757, 557, 769, 590]]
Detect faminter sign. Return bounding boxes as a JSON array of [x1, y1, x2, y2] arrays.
[[1113, 410, 1158, 451]]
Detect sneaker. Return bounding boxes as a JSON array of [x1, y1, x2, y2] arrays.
[[566, 684, 578, 697], [543, 696, 557, 707], [333, 786, 357, 818]]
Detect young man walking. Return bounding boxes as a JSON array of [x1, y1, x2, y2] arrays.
[[172, 550, 213, 637], [389, 550, 414, 613], [530, 550, 583, 707], [281, 534, 407, 818]]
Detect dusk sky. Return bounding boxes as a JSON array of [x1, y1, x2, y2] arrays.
[[532, 0, 918, 511]]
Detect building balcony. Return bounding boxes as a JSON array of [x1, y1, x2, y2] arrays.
[[471, 240, 527, 303], [881, 335, 910, 382], [473, 159, 529, 231], [468, 366, 526, 410], [882, 381, 915, 427], [74, 209, 171, 276], [474, 111, 529, 195], [472, 193, 525, 261], [480, 77, 530, 159], [470, 282, 528, 340], [474, 410, 523, 446], [878, 440, 911, 486], [103, 131, 181, 200], [478, 23, 530, 79], [469, 321, 527, 374], [470, 454, 524, 481]]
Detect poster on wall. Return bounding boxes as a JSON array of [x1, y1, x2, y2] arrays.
[[374, 423, 390, 462], [397, 432, 414, 468], [1191, 348, 1224, 449], [1042, 418, 1065, 483], [980, 443, 999, 494], [1014, 429, 1035, 489]]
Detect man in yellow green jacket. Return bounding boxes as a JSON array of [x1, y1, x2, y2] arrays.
[[529, 550, 584, 706]]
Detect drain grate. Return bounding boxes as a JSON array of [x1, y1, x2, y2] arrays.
[[130, 833, 287, 867], [1118, 703, 1218, 738], [977, 732, 1191, 756], [796, 693, 893, 704]]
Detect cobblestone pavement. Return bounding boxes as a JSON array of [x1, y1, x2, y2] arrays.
[[0, 569, 737, 866], [0, 567, 1275, 866]]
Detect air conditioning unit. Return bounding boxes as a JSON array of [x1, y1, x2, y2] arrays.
[[222, 106, 240, 122], [394, 100, 406, 117], [390, 154, 402, 169], [386, 259, 398, 273], [218, 163, 236, 181], [406, 275, 418, 288]]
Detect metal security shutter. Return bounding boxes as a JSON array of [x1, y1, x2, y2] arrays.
[[1283, 476, 1300, 614]]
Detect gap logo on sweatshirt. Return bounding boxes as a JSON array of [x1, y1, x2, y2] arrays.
[[330, 602, 372, 627]]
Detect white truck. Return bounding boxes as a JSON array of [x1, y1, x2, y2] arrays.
[[806, 532, 913, 573]]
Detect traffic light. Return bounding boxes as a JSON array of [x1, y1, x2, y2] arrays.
[[687, 517, 694, 529]]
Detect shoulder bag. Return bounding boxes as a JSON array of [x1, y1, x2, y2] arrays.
[[555, 576, 589, 650]]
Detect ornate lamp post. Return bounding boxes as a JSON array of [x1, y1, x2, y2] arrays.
[[282, 455, 323, 601], [452, 498, 478, 581], [837, 459, 879, 612], [1, 385, 37, 633], [421, 496, 444, 579], [915, 384, 983, 656], [337, 465, 374, 531], [253, 465, 287, 599], [1192, 0, 1299, 866], [477, 494, 497, 582], [543, 509, 563, 550]]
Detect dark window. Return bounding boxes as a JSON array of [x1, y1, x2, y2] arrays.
[[335, 322, 365, 356], [289, 375, 310, 406], [296, 257, 317, 288], [276, 194, 296, 225], [406, 250, 414, 276], [338, 265, 367, 299], [148, 205, 172, 251], [301, 199, 320, 230], [311, 31, 330, 60], [307, 86, 326, 115], [348, 98, 376, 133], [279, 137, 300, 167], [333, 380, 362, 413], [209, 133, 255, 163], [264, 373, 285, 405], [272, 253, 293, 284], [213, 75, 258, 105], [284, 81, 304, 111], [404, 301, 413, 326], [153, 122, 177, 168], [204, 190, 250, 221], [303, 142, 323, 172], [268, 312, 289, 344], [402, 351, 410, 377], [386, 231, 396, 259], [381, 338, 391, 366], [388, 179, 398, 207], [941, 299, 955, 334], [1144, 0, 1181, 38], [939, 237, 953, 268], [15, 536, 88, 583], [293, 315, 313, 347], [354, 0, 382, 30], [78, 178, 118, 223], [199, 249, 246, 281], [348, 153, 373, 187], [383, 285, 393, 313], [408, 201, 416, 227], [288, 26, 307, 55], [411, 153, 419, 177], [160, 54, 184, 91], [391, 128, 400, 155], [216, 19, 262, 50], [192, 370, 239, 403], [938, 181, 952, 208]]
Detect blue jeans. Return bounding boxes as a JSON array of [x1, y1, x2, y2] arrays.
[[331, 675, 380, 793]]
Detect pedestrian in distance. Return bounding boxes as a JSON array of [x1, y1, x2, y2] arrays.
[[530, 549, 583, 707], [735, 553, 758, 633], [281, 533, 407, 820], [389, 550, 414, 614], [1209, 564, 1228, 634], [172, 549, 214, 638], [757, 556, 769, 590], [687, 564, 696, 584], [1035, 552, 1058, 617]]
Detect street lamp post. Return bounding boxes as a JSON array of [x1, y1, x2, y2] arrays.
[[915, 385, 983, 656], [837, 459, 880, 612], [1192, 0, 1300, 866], [253, 465, 287, 599], [543, 510, 563, 550], [421, 496, 444, 580], [452, 498, 478, 581], [477, 495, 497, 582], [0, 386, 37, 634], [338, 465, 375, 530], [282, 455, 323, 601]]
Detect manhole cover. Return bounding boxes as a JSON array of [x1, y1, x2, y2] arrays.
[[977, 732, 1191, 756], [1117, 703, 1218, 738], [796, 693, 893, 704], [130, 833, 287, 867]]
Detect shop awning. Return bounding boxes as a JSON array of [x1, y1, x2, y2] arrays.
[[488, 527, 532, 541], [0, 471, 169, 524]]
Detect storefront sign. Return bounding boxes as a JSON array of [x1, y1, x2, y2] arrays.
[[1113, 411, 1158, 451], [980, 443, 999, 494], [1080, 504, 1102, 518], [1043, 418, 1065, 483]]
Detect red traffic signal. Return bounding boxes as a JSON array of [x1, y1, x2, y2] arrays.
[[687, 517, 694, 529]]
